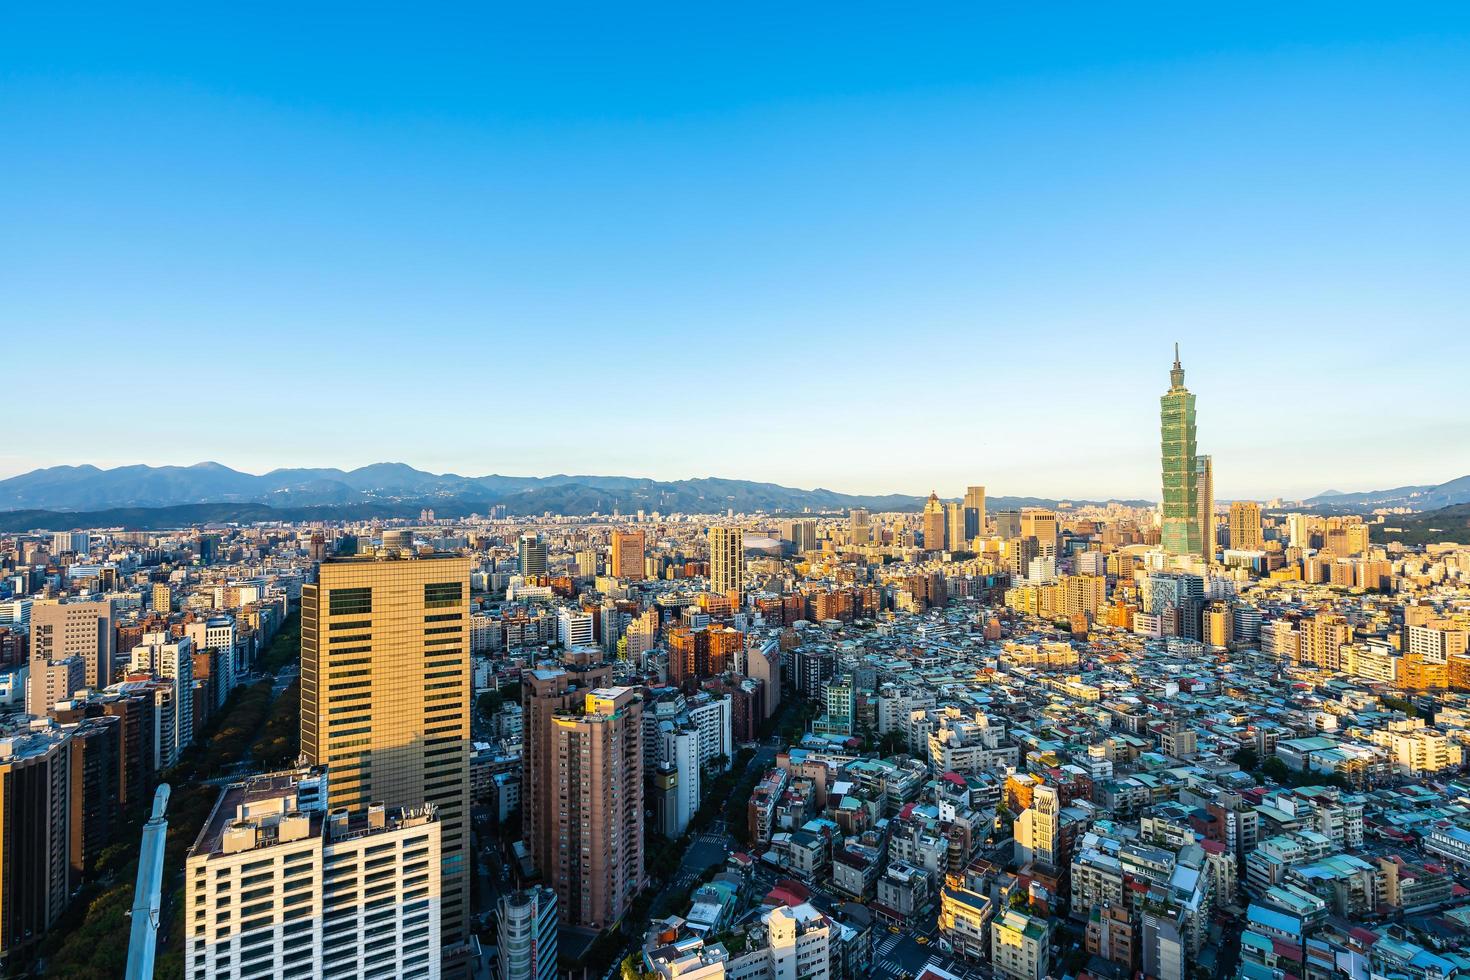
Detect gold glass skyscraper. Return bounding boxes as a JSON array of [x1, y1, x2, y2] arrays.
[[709, 526, 744, 598], [302, 552, 472, 964], [1160, 345, 1201, 558]]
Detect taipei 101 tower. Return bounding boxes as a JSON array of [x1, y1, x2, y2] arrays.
[[1160, 344, 1201, 558]]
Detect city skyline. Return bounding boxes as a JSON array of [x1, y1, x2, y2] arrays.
[[5, 7, 1469, 498], [9, 7, 1470, 980]]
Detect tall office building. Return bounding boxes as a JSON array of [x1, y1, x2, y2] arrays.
[[1228, 501, 1263, 551], [610, 530, 645, 580], [709, 526, 744, 599], [994, 510, 1022, 539], [497, 886, 558, 980], [0, 727, 71, 959], [31, 597, 115, 691], [848, 508, 871, 545], [522, 670, 644, 930], [1195, 455, 1214, 564], [152, 583, 172, 615], [184, 769, 443, 980], [779, 519, 818, 555], [1160, 345, 1201, 559], [922, 493, 947, 552], [1021, 510, 1058, 555], [518, 534, 548, 578], [946, 501, 966, 552], [963, 486, 987, 539], [301, 553, 472, 965]]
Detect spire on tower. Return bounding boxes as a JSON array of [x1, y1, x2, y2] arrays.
[[1169, 343, 1186, 389]]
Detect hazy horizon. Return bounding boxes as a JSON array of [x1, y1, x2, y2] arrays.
[[2, 456, 1464, 507]]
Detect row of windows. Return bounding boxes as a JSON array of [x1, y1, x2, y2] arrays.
[[329, 588, 372, 615]]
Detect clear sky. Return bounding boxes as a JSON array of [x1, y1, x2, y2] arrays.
[[4, 4, 1467, 501]]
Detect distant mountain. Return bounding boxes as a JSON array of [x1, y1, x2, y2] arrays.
[[1301, 475, 1470, 512], [0, 462, 1151, 524]]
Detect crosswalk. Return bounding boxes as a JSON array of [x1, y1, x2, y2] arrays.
[[873, 956, 905, 976]]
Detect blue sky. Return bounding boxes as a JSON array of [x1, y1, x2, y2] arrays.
[[4, 4, 1467, 500]]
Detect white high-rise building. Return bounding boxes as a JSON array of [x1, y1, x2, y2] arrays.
[[186, 615, 238, 708], [687, 693, 733, 775], [660, 725, 700, 837], [131, 632, 194, 766], [727, 902, 831, 980], [184, 769, 442, 980], [556, 608, 595, 649]]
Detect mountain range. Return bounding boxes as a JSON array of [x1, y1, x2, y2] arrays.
[[0, 462, 1149, 526], [1301, 475, 1470, 512]]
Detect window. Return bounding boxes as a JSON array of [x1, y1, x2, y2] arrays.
[[329, 588, 372, 616], [424, 582, 463, 608]]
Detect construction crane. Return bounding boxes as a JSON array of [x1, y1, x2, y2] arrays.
[[125, 784, 171, 980]]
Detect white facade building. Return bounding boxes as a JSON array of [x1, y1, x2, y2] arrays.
[[184, 769, 442, 980]]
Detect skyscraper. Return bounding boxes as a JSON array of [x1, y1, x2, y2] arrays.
[[994, 510, 1022, 539], [848, 508, 871, 545], [922, 492, 946, 552], [518, 533, 548, 577], [1160, 345, 1201, 559], [946, 501, 966, 552], [780, 519, 818, 554], [709, 526, 744, 599], [610, 530, 645, 580], [963, 486, 987, 539], [1229, 501, 1263, 551], [1021, 509, 1058, 556], [301, 552, 472, 964], [1195, 454, 1214, 565]]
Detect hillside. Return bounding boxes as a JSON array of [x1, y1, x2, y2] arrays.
[[1374, 504, 1470, 548]]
